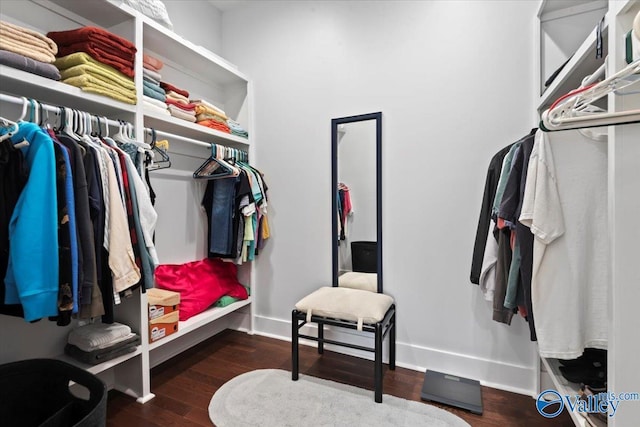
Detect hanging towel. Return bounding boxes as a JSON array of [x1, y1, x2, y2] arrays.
[[0, 20, 58, 63], [0, 49, 60, 80], [143, 52, 163, 71], [160, 81, 189, 98]]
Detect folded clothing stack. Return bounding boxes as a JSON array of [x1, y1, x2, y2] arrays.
[[143, 66, 166, 102], [165, 98, 196, 122], [144, 94, 170, 117], [193, 99, 230, 133], [48, 26, 137, 104], [53, 52, 137, 104], [65, 321, 140, 365], [227, 119, 249, 139], [0, 20, 60, 80]]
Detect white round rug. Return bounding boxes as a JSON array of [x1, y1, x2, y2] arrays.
[[209, 369, 471, 427]]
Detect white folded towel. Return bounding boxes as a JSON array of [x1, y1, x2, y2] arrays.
[[68, 322, 132, 352]]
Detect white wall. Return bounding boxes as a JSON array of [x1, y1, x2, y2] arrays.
[[163, 0, 222, 53], [221, 0, 540, 394]]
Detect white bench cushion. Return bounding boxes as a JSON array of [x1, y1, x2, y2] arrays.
[[295, 287, 394, 331], [338, 272, 377, 292]]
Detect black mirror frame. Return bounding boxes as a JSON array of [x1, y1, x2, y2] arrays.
[[331, 112, 382, 293]]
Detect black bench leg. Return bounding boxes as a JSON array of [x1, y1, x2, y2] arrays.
[[317, 322, 324, 354], [292, 310, 299, 381], [374, 322, 383, 403], [390, 310, 396, 370]]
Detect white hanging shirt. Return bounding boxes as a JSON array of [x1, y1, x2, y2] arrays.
[[519, 130, 608, 359]]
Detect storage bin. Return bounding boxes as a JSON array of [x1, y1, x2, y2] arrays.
[[0, 358, 107, 427], [351, 241, 377, 273], [147, 288, 180, 320]]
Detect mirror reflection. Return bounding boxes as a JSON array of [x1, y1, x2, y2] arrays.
[[337, 120, 377, 275]]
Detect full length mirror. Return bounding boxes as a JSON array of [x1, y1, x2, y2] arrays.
[[332, 112, 382, 292]]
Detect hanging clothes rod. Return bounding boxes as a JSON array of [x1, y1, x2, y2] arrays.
[[0, 93, 249, 155], [0, 93, 126, 129]]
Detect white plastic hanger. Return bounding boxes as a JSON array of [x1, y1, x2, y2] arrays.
[[541, 59, 640, 131]]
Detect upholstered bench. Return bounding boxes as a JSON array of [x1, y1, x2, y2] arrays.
[[292, 279, 396, 403]]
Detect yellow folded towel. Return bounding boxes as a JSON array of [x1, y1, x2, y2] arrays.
[[55, 52, 134, 89], [195, 113, 227, 124], [63, 74, 137, 105], [166, 90, 189, 104], [195, 104, 228, 121], [0, 20, 58, 63]]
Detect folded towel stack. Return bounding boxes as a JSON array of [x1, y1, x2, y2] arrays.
[[48, 27, 137, 104], [65, 321, 140, 365], [157, 81, 196, 122], [228, 119, 249, 139], [0, 21, 60, 80], [141, 52, 170, 114], [193, 99, 231, 133]]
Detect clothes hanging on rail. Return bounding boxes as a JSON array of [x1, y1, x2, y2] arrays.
[[520, 129, 608, 359], [0, 117, 159, 324]]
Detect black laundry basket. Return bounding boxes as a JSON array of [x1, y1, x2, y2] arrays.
[[0, 358, 107, 427], [351, 241, 377, 273]]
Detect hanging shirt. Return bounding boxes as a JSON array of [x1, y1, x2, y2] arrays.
[[519, 130, 608, 359], [3, 122, 59, 322]]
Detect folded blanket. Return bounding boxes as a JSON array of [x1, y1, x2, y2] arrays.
[[165, 98, 196, 111], [143, 52, 163, 71], [0, 49, 61, 80], [68, 321, 131, 350], [168, 105, 196, 122], [64, 336, 140, 365], [163, 88, 189, 104], [192, 98, 226, 117], [197, 119, 230, 133], [0, 21, 57, 63], [143, 75, 160, 86], [63, 74, 137, 104], [143, 66, 162, 82], [47, 26, 135, 57], [56, 41, 134, 78], [143, 84, 166, 102], [160, 81, 189, 98], [144, 100, 171, 117], [144, 94, 168, 110], [58, 62, 135, 91]]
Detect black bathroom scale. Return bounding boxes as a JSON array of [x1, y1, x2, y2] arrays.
[[420, 370, 483, 415]]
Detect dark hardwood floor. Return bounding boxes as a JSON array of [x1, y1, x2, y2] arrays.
[[107, 330, 574, 426]]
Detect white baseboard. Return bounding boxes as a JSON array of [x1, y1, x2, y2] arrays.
[[251, 314, 538, 398]]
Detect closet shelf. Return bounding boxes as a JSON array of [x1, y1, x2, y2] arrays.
[[0, 65, 137, 117], [31, 0, 133, 29], [149, 298, 252, 351], [144, 110, 251, 148], [538, 14, 609, 112], [136, 10, 248, 86], [55, 345, 143, 376], [540, 357, 589, 427]]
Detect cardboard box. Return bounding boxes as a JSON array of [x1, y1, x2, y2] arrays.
[[148, 311, 179, 343], [147, 288, 180, 320]]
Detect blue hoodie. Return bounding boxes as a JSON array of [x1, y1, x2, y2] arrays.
[[4, 122, 59, 321]]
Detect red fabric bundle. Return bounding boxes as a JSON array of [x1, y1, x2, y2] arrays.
[[154, 258, 248, 321], [47, 26, 136, 57], [48, 26, 136, 77], [165, 98, 196, 111], [160, 81, 189, 98]]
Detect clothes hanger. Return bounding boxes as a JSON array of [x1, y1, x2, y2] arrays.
[[541, 59, 640, 131], [145, 128, 171, 171], [193, 143, 239, 179]]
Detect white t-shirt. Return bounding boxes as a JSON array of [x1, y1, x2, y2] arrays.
[[519, 130, 608, 359]]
